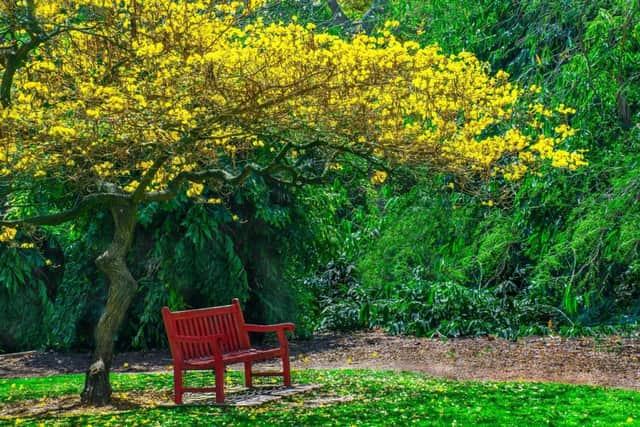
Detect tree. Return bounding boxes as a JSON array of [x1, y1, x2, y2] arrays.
[[0, 0, 584, 404]]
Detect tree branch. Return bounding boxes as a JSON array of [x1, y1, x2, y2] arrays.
[[324, 0, 390, 34], [359, 0, 389, 34], [142, 165, 255, 202], [0, 193, 130, 227], [141, 130, 392, 202], [132, 154, 168, 201], [327, 0, 350, 26]]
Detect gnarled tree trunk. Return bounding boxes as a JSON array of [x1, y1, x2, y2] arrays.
[[81, 201, 138, 405]]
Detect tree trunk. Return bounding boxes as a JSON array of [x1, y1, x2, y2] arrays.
[[81, 201, 138, 405]]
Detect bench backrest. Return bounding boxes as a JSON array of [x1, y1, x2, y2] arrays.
[[162, 299, 250, 360]]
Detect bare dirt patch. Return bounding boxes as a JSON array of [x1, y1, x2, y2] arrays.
[[1, 332, 639, 390], [285, 332, 640, 390], [0, 349, 172, 379]]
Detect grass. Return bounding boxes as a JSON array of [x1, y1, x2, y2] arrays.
[[1, 369, 639, 426]]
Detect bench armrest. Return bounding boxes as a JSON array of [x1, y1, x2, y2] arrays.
[[244, 323, 295, 333], [245, 323, 295, 348]]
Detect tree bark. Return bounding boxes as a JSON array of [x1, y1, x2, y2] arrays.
[[81, 201, 138, 405], [324, 0, 389, 35], [327, 0, 350, 26]]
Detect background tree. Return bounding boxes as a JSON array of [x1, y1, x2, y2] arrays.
[[0, 0, 583, 404]]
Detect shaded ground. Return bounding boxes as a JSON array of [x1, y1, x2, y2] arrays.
[[1, 332, 639, 390], [0, 390, 170, 419], [0, 384, 324, 418]]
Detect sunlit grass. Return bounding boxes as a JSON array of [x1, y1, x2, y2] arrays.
[[1, 370, 639, 426]]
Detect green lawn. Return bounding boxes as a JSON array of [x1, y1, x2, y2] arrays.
[[1, 370, 638, 426]]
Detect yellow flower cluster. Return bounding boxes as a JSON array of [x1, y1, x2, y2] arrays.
[[186, 182, 204, 198], [0, 0, 585, 200], [556, 104, 577, 115], [0, 227, 17, 242], [371, 170, 388, 185], [555, 124, 577, 139]]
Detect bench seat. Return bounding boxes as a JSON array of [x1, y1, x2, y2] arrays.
[[182, 347, 285, 367]]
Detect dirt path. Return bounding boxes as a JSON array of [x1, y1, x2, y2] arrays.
[[2, 332, 639, 390]]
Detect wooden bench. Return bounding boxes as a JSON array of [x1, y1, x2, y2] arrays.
[[161, 298, 295, 404]]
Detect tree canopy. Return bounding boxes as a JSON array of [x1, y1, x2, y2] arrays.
[[0, 1, 585, 230]]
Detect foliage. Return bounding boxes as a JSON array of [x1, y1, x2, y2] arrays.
[[2, 370, 640, 425], [305, 256, 364, 331], [44, 217, 110, 350], [307, 0, 640, 338], [0, 178, 322, 352], [315, 161, 640, 337], [131, 179, 322, 348], [530, 163, 640, 326], [0, 245, 50, 351]]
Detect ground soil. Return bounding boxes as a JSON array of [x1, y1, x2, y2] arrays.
[[2, 332, 639, 418], [2, 331, 639, 390]]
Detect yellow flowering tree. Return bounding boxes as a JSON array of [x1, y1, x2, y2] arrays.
[[0, 0, 584, 404]]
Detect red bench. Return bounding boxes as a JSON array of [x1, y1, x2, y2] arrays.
[[161, 298, 295, 404]]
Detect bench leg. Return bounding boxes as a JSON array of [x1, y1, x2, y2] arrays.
[[282, 349, 291, 387], [215, 363, 225, 404], [244, 361, 253, 388], [174, 367, 183, 404]]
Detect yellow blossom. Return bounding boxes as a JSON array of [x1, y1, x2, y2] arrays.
[[556, 104, 577, 115], [0, 227, 17, 242], [186, 182, 204, 198], [371, 170, 388, 185], [123, 181, 140, 193]]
